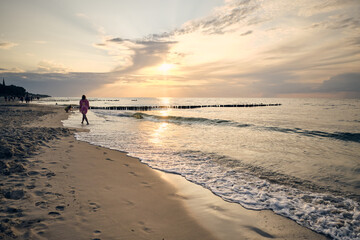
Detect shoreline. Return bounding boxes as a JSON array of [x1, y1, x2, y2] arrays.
[[0, 101, 328, 239]]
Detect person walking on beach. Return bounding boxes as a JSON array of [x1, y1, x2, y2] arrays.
[[80, 95, 89, 125]]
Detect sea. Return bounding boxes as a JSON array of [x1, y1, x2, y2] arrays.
[[37, 97, 360, 239]]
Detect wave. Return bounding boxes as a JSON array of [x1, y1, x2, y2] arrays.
[[68, 110, 360, 240], [113, 112, 252, 127], [132, 148, 360, 240], [264, 127, 360, 143], [106, 111, 360, 143], [75, 122, 360, 240]]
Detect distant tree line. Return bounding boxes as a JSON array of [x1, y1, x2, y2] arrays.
[[0, 78, 50, 98], [0, 82, 26, 97]]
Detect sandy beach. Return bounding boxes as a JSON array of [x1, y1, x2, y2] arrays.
[[0, 101, 329, 240]]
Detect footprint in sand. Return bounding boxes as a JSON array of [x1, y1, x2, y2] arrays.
[[92, 229, 102, 239], [46, 172, 56, 178], [128, 171, 138, 177], [88, 202, 101, 212], [55, 206, 65, 211], [141, 182, 151, 189], [34, 190, 45, 196], [35, 201, 48, 209], [124, 200, 134, 206], [48, 211, 61, 216], [35, 223, 48, 236], [26, 184, 36, 189], [28, 171, 39, 176], [138, 221, 152, 233]]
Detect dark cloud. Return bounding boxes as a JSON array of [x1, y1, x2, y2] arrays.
[[252, 80, 314, 97], [349, 36, 360, 46], [103, 36, 178, 74], [317, 73, 360, 92], [107, 37, 176, 46], [1, 72, 114, 97], [135, 40, 177, 46], [234, 70, 313, 97], [240, 30, 253, 36], [107, 38, 129, 43], [112, 40, 177, 73], [246, 72, 360, 97]]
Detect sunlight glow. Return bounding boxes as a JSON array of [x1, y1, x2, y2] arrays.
[[158, 63, 174, 74], [160, 97, 171, 106]]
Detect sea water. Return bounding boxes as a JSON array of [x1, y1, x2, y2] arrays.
[[40, 97, 360, 239]]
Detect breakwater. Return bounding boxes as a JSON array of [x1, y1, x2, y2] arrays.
[[88, 103, 281, 111]]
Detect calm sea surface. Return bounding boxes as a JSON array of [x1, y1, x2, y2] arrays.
[[39, 97, 360, 239]]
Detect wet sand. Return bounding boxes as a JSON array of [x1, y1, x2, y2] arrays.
[[0, 101, 328, 239]]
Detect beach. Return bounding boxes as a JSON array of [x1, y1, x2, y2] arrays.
[[0, 100, 329, 239]]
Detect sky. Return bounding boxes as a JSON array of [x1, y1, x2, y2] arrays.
[[0, 0, 359, 98]]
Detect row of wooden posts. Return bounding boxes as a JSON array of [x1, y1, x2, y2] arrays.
[[88, 103, 281, 111]]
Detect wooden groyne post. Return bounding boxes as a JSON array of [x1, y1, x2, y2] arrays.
[[88, 103, 281, 111]]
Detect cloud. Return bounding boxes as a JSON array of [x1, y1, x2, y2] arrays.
[[102, 37, 177, 73], [174, 0, 259, 36], [299, 0, 359, 17], [0, 42, 18, 49], [240, 30, 253, 36], [36, 60, 71, 74], [107, 38, 130, 43], [245, 72, 360, 97], [317, 73, 360, 93], [310, 15, 360, 30], [0, 67, 24, 73]]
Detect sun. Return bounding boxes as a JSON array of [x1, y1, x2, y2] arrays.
[[158, 63, 174, 74]]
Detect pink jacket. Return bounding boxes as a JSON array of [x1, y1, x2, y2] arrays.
[[79, 99, 89, 114]]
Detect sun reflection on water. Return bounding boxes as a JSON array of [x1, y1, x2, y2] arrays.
[[147, 98, 173, 145], [160, 110, 169, 117], [150, 122, 169, 145]]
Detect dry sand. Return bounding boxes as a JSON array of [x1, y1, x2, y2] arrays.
[[0, 101, 328, 240]]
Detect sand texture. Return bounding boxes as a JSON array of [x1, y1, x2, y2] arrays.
[[0, 101, 328, 240]]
